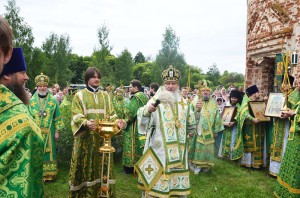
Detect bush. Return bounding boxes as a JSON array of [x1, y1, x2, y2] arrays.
[[57, 95, 74, 164]]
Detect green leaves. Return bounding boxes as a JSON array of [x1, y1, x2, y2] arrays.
[[134, 52, 146, 64], [156, 26, 186, 72], [41, 33, 74, 87]]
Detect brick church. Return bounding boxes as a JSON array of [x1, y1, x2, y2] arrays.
[[245, 0, 300, 95]]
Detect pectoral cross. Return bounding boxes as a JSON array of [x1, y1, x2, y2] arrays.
[[145, 164, 154, 175]]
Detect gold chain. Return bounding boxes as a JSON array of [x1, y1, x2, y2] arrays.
[[170, 102, 181, 128], [38, 97, 47, 111]]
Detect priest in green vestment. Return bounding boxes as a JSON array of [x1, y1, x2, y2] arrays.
[[69, 67, 126, 198], [122, 79, 149, 174], [274, 80, 300, 198], [218, 89, 242, 160], [136, 65, 196, 197], [0, 47, 44, 197], [29, 73, 64, 181], [237, 85, 267, 168], [269, 75, 295, 176], [188, 80, 224, 174]]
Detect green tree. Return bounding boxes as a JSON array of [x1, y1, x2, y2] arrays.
[[132, 62, 161, 86], [219, 70, 244, 88], [147, 62, 162, 85], [97, 23, 112, 52], [91, 52, 116, 87], [4, 0, 35, 85], [69, 55, 90, 84], [134, 52, 146, 64], [114, 49, 133, 86], [156, 26, 187, 86], [189, 66, 206, 89], [4, 0, 34, 53], [132, 63, 146, 80], [27, 47, 47, 89], [42, 33, 73, 87], [141, 71, 152, 86], [206, 63, 221, 87], [91, 24, 115, 86]]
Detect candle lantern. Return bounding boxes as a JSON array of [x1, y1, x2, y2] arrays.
[[96, 119, 121, 198], [291, 50, 298, 65]]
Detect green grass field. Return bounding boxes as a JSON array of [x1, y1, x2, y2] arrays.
[[45, 154, 276, 198]]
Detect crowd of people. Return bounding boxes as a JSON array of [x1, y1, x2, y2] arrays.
[[1, 17, 300, 198]]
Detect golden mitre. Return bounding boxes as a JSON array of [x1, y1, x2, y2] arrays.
[[161, 65, 181, 82], [35, 73, 49, 86]]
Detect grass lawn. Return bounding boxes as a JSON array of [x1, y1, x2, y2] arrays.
[[45, 153, 276, 198]]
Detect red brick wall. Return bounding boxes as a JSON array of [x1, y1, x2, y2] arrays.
[[246, 0, 300, 94]]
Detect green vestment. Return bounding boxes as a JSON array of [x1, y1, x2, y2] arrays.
[[270, 88, 300, 172], [189, 95, 224, 168], [231, 96, 248, 160], [29, 91, 64, 181], [69, 88, 116, 198], [274, 89, 300, 197], [288, 88, 300, 109], [136, 87, 196, 197], [237, 95, 267, 168], [123, 92, 149, 167], [0, 85, 44, 197]]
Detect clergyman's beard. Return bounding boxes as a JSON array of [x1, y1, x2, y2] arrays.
[[171, 90, 179, 102], [38, 90, 47, 96], [202, 95, 210, 101], [157, 90, 176, 105], [6, 81, 29, 104]]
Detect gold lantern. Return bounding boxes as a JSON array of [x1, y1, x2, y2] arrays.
[[96, 118, 121, 198]]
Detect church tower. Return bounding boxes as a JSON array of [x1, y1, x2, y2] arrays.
[[246, 0, 300, 95]]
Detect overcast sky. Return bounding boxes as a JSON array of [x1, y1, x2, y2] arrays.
[[0, 0, 247, 74]]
